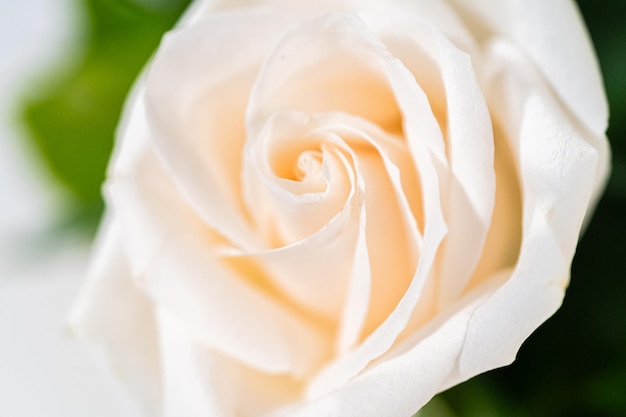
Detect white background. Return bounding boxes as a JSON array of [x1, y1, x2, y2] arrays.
[[0, 0, 134, 415]]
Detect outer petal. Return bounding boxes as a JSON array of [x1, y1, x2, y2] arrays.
[[157, 308, 230, 417], [446, 0, 608, 138], [445, 0, 611, 213], [107, 142, 332, 379], [270, 280, 500, 417], [144, 8, 310, 250], [68, 217, 161, 416], [158, 308, 304, 417], [454, 40, 600, 382], [108, 82, 332, 378]]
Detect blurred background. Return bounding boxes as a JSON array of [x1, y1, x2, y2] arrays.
[[0, 0, 623, 416]]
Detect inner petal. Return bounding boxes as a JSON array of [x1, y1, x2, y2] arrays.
[[365, 10, 496, 308], [241, 109, 423, 332], [243, 112, 353, 247], [246, 12, 403, 139], [292, 14, 449, 399], [143, 9, 310, 251], [335, 135, 422, 348], [239, 12, 447, 399]]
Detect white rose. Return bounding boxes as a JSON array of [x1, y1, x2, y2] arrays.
[[70, 1, 610, 416]]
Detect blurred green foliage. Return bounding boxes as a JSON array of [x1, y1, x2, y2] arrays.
[[22, 0, 190, 233], [22, 0, 625, 416], [577, 0, 626, 201]]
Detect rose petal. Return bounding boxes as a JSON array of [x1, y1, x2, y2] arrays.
[[271, 283, 498, 417], [335, 124, 421, 338], [68, 216, 161, 416], [190, 0, 478, 55], [446, 0, 608, 138], [363, 10, 496, 307], [257, 13, 448, 399], [336, 195, 371, 354], [466, 121, 522, 288], [158, 309, 304, 417], [107, 90, 332, 378], [246, 11, 432, 354], [69, 2, 611, 417], [232, 130, 362, 319], [157, 308, 230, 417], [108, 168, 332, 379], [238, 109, 424, 346], [144, 8, 309, 250], [242, 112, 355, 247], [245, 13, 403, 135], [454, 39, 601, 382], [281, 97, 598, 414]]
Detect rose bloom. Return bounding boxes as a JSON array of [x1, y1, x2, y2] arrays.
[[70, 0, 609, 416]]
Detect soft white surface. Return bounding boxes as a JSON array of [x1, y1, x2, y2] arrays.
[[0, 246, 134, 417], [0, 0, 133, 415]]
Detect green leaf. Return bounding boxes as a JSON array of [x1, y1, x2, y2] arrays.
[[21, 0, 191, 234]]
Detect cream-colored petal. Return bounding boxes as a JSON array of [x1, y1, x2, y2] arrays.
[[246, 11, 431, 357], [296, 114, 424, 339], [340, 129, 420, 338], [223, 202, 357, 321], [230, 145, 360, 319], [482, 38, 609, 242], [159, 307, 305, 417], [240, 108, 423, 341], [283, 87, 598, 412], [245, 13, 402, 136], [265, 13, 448, 400], [466, 121, 522, 288], [446, 0, 608, 138], [209, 351, 304, 417], [68, 217, 161, 416], [457, 106, 596, 377], [242, 112, 354, 247], [361, 0, 478, 55], [321, 118, 423, 352], [272, 287, 492, 417], [157, 308, 230, 417], [365, 11, 495, 307], [107, 134, 331, 379], [186, 0, 477, 52], [454, 40, 601, 382], [143, 8, 308, 250], [426, 32, 494, 309], [336, 194, 370, 354], [75, 2, 609, 417]]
